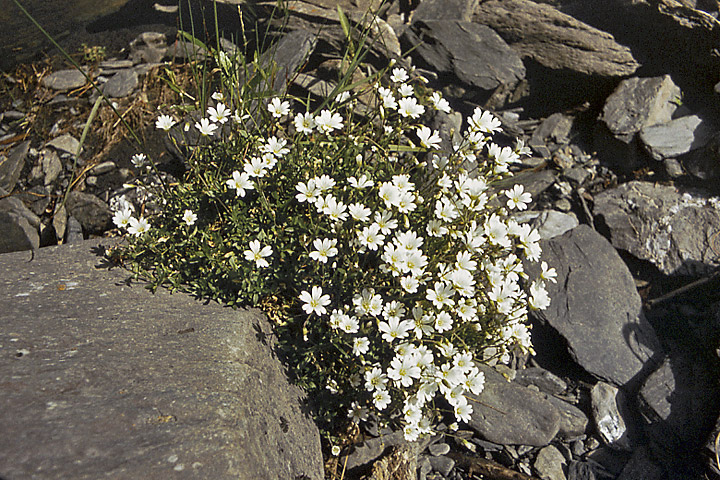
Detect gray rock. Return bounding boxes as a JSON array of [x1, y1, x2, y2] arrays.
[[593, 181, 720, 276], [534, 445, 567, 480], [427, 442, 450, 456], [46, 134, 80, 156], [474, 0, 638, 77], [411, 0, 477, 21], [90, 161, 116, 175], [542, 395, 589, 440], [601, 75, 681, 138], [429, 455, 454, 476], [341, 430, 406, 471], [531, 210, 579, 241], [0, 240, 324, 480], [52, 204, 68, 243], [0, 188, 41, 229], [639, 114, 715, 161], [406, 20, 525, 92], [41, 149, 63, 185], [683, 130, 720, 180], [615, 445, 666, 480], [638, 355, 720, 468], [366, 444, 417, 480], [469, 364, 561, 446], [66, 215, 84, 244], [102, 69, 139, 98], [0, 211, 39, 254], [567, 461, 597, 480], [168, 39, 208, 61], [65, 191, 113, 234], [130, 32, 168, 64], [526, 225, 661, 388], [260, 29, 318, 95], [41, 69, 87, 91], [591, 382, 631, 450], [514, 367, 567, 395], [0, 140, 29, 192], [530, 113, 574, 152]]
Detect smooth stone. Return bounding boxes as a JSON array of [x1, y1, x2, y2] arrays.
[[428, 455, 455, 477], [65, 191, 113, 234], [428, 442, 450, 456], [639, 114, 714, 161], [41, 150, 63, 185], [46, 134, 80, 156], [534, 445, 567, 480], [542, 394, 589, 440], [102, 70, 139, 98], [90, 161, 116, 175], [0, 240, 324, 480], [41, 69, 87, 91], [0, 212, 39, 254], [531, 210, 579, 241], [65, 216, 84, 244]]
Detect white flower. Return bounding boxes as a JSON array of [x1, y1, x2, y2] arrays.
[[314, 174, 336, 191], [387, 354, 421, 387], [468, 107, 501, 134], [335, 91, 351, 104], [353, 337, 370, 356], [211, 91, 224, 102], [315, 110, 344, 133], [434, 311, 453, 332], [299, 286, 331, 316], [382, 300, 406, 322], [378, 317, 413, 343], [339, 315, 359, 334], [349, 203, 372, 222], [390, 67, 409, 83], [430, 92, 451, 113], [112, 208, 133, 229], [401, 276, 420, 294], [464, 369, 485, 395], [195, 117, 217, 136], [353, 288, 384, 317], [244, 239, 273, 268], [309, 238, 338, 263], [348, 401, 368, 423], [358, 224, 385, 251], [426, 282, 455, 309], [268, 97, 290, 117], [131, 153, 147, 168], [182, 209, 197, 226], [331, 445, 341, 456], [373, 389, 391, 410], [456, 251, 477, 272], [377, 86, 398, 110], [262, 136, 290, 157], [293, 112, 315, 134], [529, 281, 550, 310], [417, 126, 442, 150], [226, 170, 254, 197], [207, 102, 230, 124], [365, 367, 388, 391], [127, 216, 150, 236], [374, 211, 398, 234], [397, 97, 425, 119], [398, 83, 414, 97], [484, 214, 511, 249], [295, 180, 319, 203], [455, 401, 473, 423], [541, 261, 557, 283], [348, 174, 374, 189], [504, 184, 532, 210], [155, 114, 176, 131]]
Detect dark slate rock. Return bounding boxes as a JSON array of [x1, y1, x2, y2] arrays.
[[41, 69, 88, 91], [168, 39, 208, 61], [469, 364, 561, 446], [595, 75, 681, 171], [0, 240, 324, 480], [65, 191, 113, 234], [473, 0, 638, 77], [683, 130, 720, 180], [0, 211, 38, 254], [66, 215, 84, 244], [542, 394, 588, 439], [261, 29, 318, 95], [567, 460, 597, 480], [41, 149, 63, 185], [429, 455, 454, 476], [593, 181, 720, 276], [638, 355, 720, 471], [639, 114, 715, 161], [530, 113, 574, 152], [102, 69, 139, 98], [129, 31, 168, 64], [534, 445, 567, 480], [514, 367, 567, 395], [0, 187, 41, 229], [0, 140, 29, 192], [526, 225, 662, 389], [531, 210, 579, 240], [411, 0, 477, 22], [615, 445, 666, 480], [406, 20, 525, 92], [46, 133, 80, 156]]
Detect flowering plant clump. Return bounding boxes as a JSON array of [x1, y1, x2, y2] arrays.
[[113, 36, 554, 442]]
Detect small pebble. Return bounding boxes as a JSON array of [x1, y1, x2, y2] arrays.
[[428, 442, 450, 456]]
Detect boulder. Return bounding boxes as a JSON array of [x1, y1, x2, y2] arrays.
[[469, 364, 561, 447], [0, 239, 324, 480], [593, 181, 720, 276], [65, 191, 113, 234], [526, 225, 662, 389]]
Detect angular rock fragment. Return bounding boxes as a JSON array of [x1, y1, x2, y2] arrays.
[[526, 225, 661, 388], [639, 114, 714, 161], [65, 191, 113, 234], [591, 382, 632, 450], [593, 181, 720, 276], [0, 140, 29, 192], [469, 364, 561, 446], [102, 69, 139, 98], [405, 20, 525, 92], [41, 69, 88, 91]]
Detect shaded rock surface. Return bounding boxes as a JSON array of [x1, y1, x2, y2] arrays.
[[469, 364, 561, 447], [527, 225, 661, 389], [0, 239, 324, 480], [593, 181, 720, 276]]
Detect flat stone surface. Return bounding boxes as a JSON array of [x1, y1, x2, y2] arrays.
[[593, 181, 720, 276], [469, 364, 561, 446], [0, 240, 324, 480], [102, 69, 139, 98], [46, 133, 80, 156], [0, 140, 30, 192], [65, 191, 113, 234], [639, 114, 714, 161], [41, 69, 88, 91], [526, 225, 662, 388]]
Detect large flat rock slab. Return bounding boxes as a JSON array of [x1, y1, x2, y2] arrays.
[[0, 240, 323, 480]]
